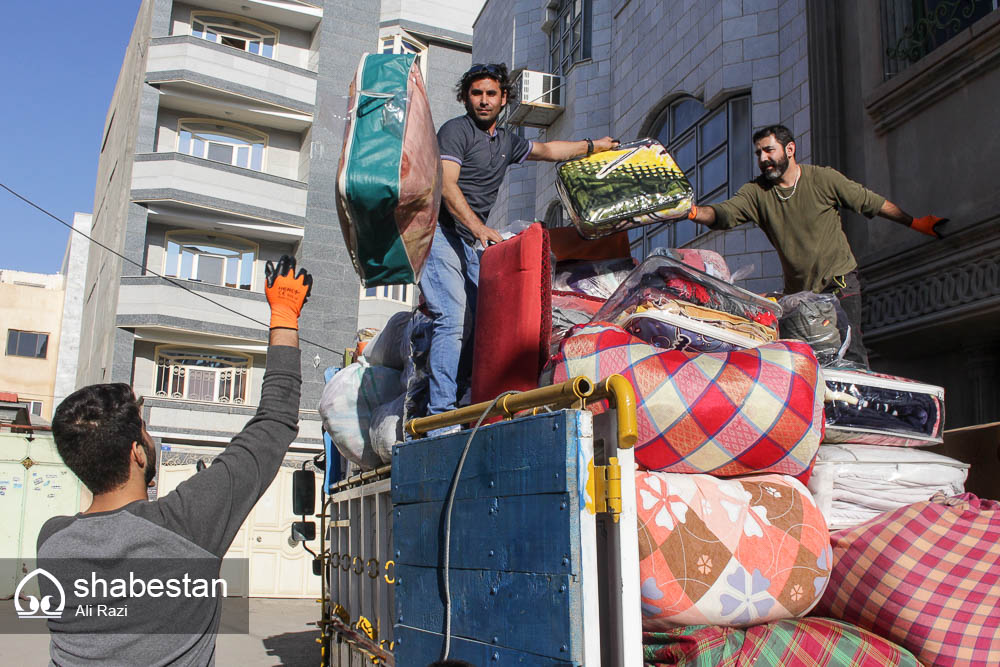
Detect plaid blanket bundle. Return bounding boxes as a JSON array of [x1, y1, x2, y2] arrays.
[[546, 323, 824, 479], [815, 492, 1000, 666], [642, 618, 921, 666]]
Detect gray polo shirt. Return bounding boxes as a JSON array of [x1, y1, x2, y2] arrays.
[[438, 114, 532, 243]]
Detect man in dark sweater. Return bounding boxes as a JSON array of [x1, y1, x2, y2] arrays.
[[36, 255, 312, 666], [688, 124, 947, 366]]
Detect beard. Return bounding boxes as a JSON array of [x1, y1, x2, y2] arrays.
[[760, 152, 789, 182]]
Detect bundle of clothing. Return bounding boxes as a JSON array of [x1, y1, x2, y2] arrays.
[[319, 310, 417, 473]]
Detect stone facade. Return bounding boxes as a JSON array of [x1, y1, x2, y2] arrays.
[[475, 0, 812, 294]]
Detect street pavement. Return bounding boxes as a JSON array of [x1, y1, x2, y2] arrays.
[[0, 597, 322, 666]]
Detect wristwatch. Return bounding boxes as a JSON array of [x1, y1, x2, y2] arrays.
[[585, 138, 594, 156]]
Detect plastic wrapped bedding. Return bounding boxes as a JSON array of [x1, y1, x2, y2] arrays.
[[823, 369, 945, 446], [555, 139, 694, 239], [319, 360, 401, 470], [336, 54, 440, 286], [807, 444, 968, 530], [552, 258, 635, 299], [591, 255, 781, 353], [637, 472, 831, 629], [550, 290, 606, 354]]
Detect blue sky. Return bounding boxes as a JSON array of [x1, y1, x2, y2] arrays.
[[1, 3, 141, 274]]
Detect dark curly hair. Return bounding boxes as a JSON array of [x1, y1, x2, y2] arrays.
[[455, 63, 513, 103], [752, 124, 796, 149], [51, 383, 144, 495]]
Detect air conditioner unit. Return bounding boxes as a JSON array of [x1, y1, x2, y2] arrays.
[[507, 69, 564, 128]]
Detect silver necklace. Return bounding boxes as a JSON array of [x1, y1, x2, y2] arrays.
[[774, 168, 801, 201]]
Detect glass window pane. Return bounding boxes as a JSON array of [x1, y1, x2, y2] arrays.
[[250, 146, 263, 171], [225, 258, 239, 287], [180, 250, 194, 279], [699, 149, 727, 197], [248, 41, 260, 55], [178, 130, 191, 154], [728, 96, 752, 192], [35, 334, 48, 358], [673, 136, 696, 172], [651, 107, 671, 146], [6, 330, 17, 355], [240, 251, 254, 289], [365, 287, 377, 297], [671, 99, 706, 139], [674, 220, 697, 247], [207, 142, 233, 164], [699, 111, 726, 156], [235, 146, 249, 168], [15, 332, 34, 357], [165, 241, 180, 276], [646, 224, 670, 252], [262, 40, 274, 58], [628, 227, 644, 244], [191, 137, 205, 158]]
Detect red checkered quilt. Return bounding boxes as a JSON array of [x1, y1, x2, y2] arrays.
[[814, 493, 1000, 666], [643, 618, 922, 666], [545, 323, 824, 479]]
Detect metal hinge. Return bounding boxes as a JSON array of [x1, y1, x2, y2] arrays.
[[593, 457, 622, 522]]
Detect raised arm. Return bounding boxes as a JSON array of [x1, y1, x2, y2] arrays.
[[440, 159, 503, 246], [154, 256, 312, 557], [528, 136, 619, 162]]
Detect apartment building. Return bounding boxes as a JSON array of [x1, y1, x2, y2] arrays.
[[76, 0, 480, 462], [0, 270, 65, 421], [474, 0, 1000, 429]]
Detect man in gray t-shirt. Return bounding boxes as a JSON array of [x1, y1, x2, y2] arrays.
[[36, 256, 312, 666], [420, 63, 616, 421]]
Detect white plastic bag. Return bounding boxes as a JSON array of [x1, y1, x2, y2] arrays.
[[364, 310, 412, 371], [318, 360, 401, 470], [370, 394, 405, 463]]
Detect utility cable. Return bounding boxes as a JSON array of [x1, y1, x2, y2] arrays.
[[439, 390, 518, 662], [1, 182, 341, 354]]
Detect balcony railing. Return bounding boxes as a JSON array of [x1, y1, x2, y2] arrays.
[[882, 0, 999, 78]]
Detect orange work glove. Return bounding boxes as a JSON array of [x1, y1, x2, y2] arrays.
[[264, 255, 312, 330], [910, 215, 948, 239], [688, 205, 700, 220]]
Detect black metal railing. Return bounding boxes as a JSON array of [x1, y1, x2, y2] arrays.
[[881, 0, 998, 78]]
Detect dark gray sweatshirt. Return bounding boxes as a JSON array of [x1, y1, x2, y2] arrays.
[[36, 345, 301, 666]]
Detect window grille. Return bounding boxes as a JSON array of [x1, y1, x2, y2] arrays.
[[881, 0, 998, 78]]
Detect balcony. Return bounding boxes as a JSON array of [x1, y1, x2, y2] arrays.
[[147, 36, 316, 131], [131, 152, 308, 223], [117, 275, 270, 339]]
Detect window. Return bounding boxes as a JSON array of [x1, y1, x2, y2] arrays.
[[154, 347, 251, 404], [6, 330, 49, 359], [177, 119, 267, 171], [548, 0, 592, 76], [629, 95, 752, 260], [881, 0, 998, 78], [544, 201, 570, 229], [191, 12, 277, 58], [30, 401, 42, 417], [163, 231, 257, 290], [360, 283, 414, 305], [380, 33, 428, 79]]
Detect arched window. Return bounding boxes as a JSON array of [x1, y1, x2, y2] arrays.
[[190, 12, 277, 58], [629, 95, 752, 259], [154, 346, 251, 404], [177, 119, 267, 171], [163, 231, 257, 290], [380, 32, 428, 79]]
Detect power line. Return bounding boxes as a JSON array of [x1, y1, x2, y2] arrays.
[[1, 182, 341, 354]]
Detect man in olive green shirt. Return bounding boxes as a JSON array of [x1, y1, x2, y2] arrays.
[[688, 124, 947, 367]]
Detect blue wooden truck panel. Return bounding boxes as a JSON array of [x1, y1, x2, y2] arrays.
[[391, 411, 589, 665]]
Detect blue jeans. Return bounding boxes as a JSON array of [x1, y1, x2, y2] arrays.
[[419, 225, 480, 416]]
